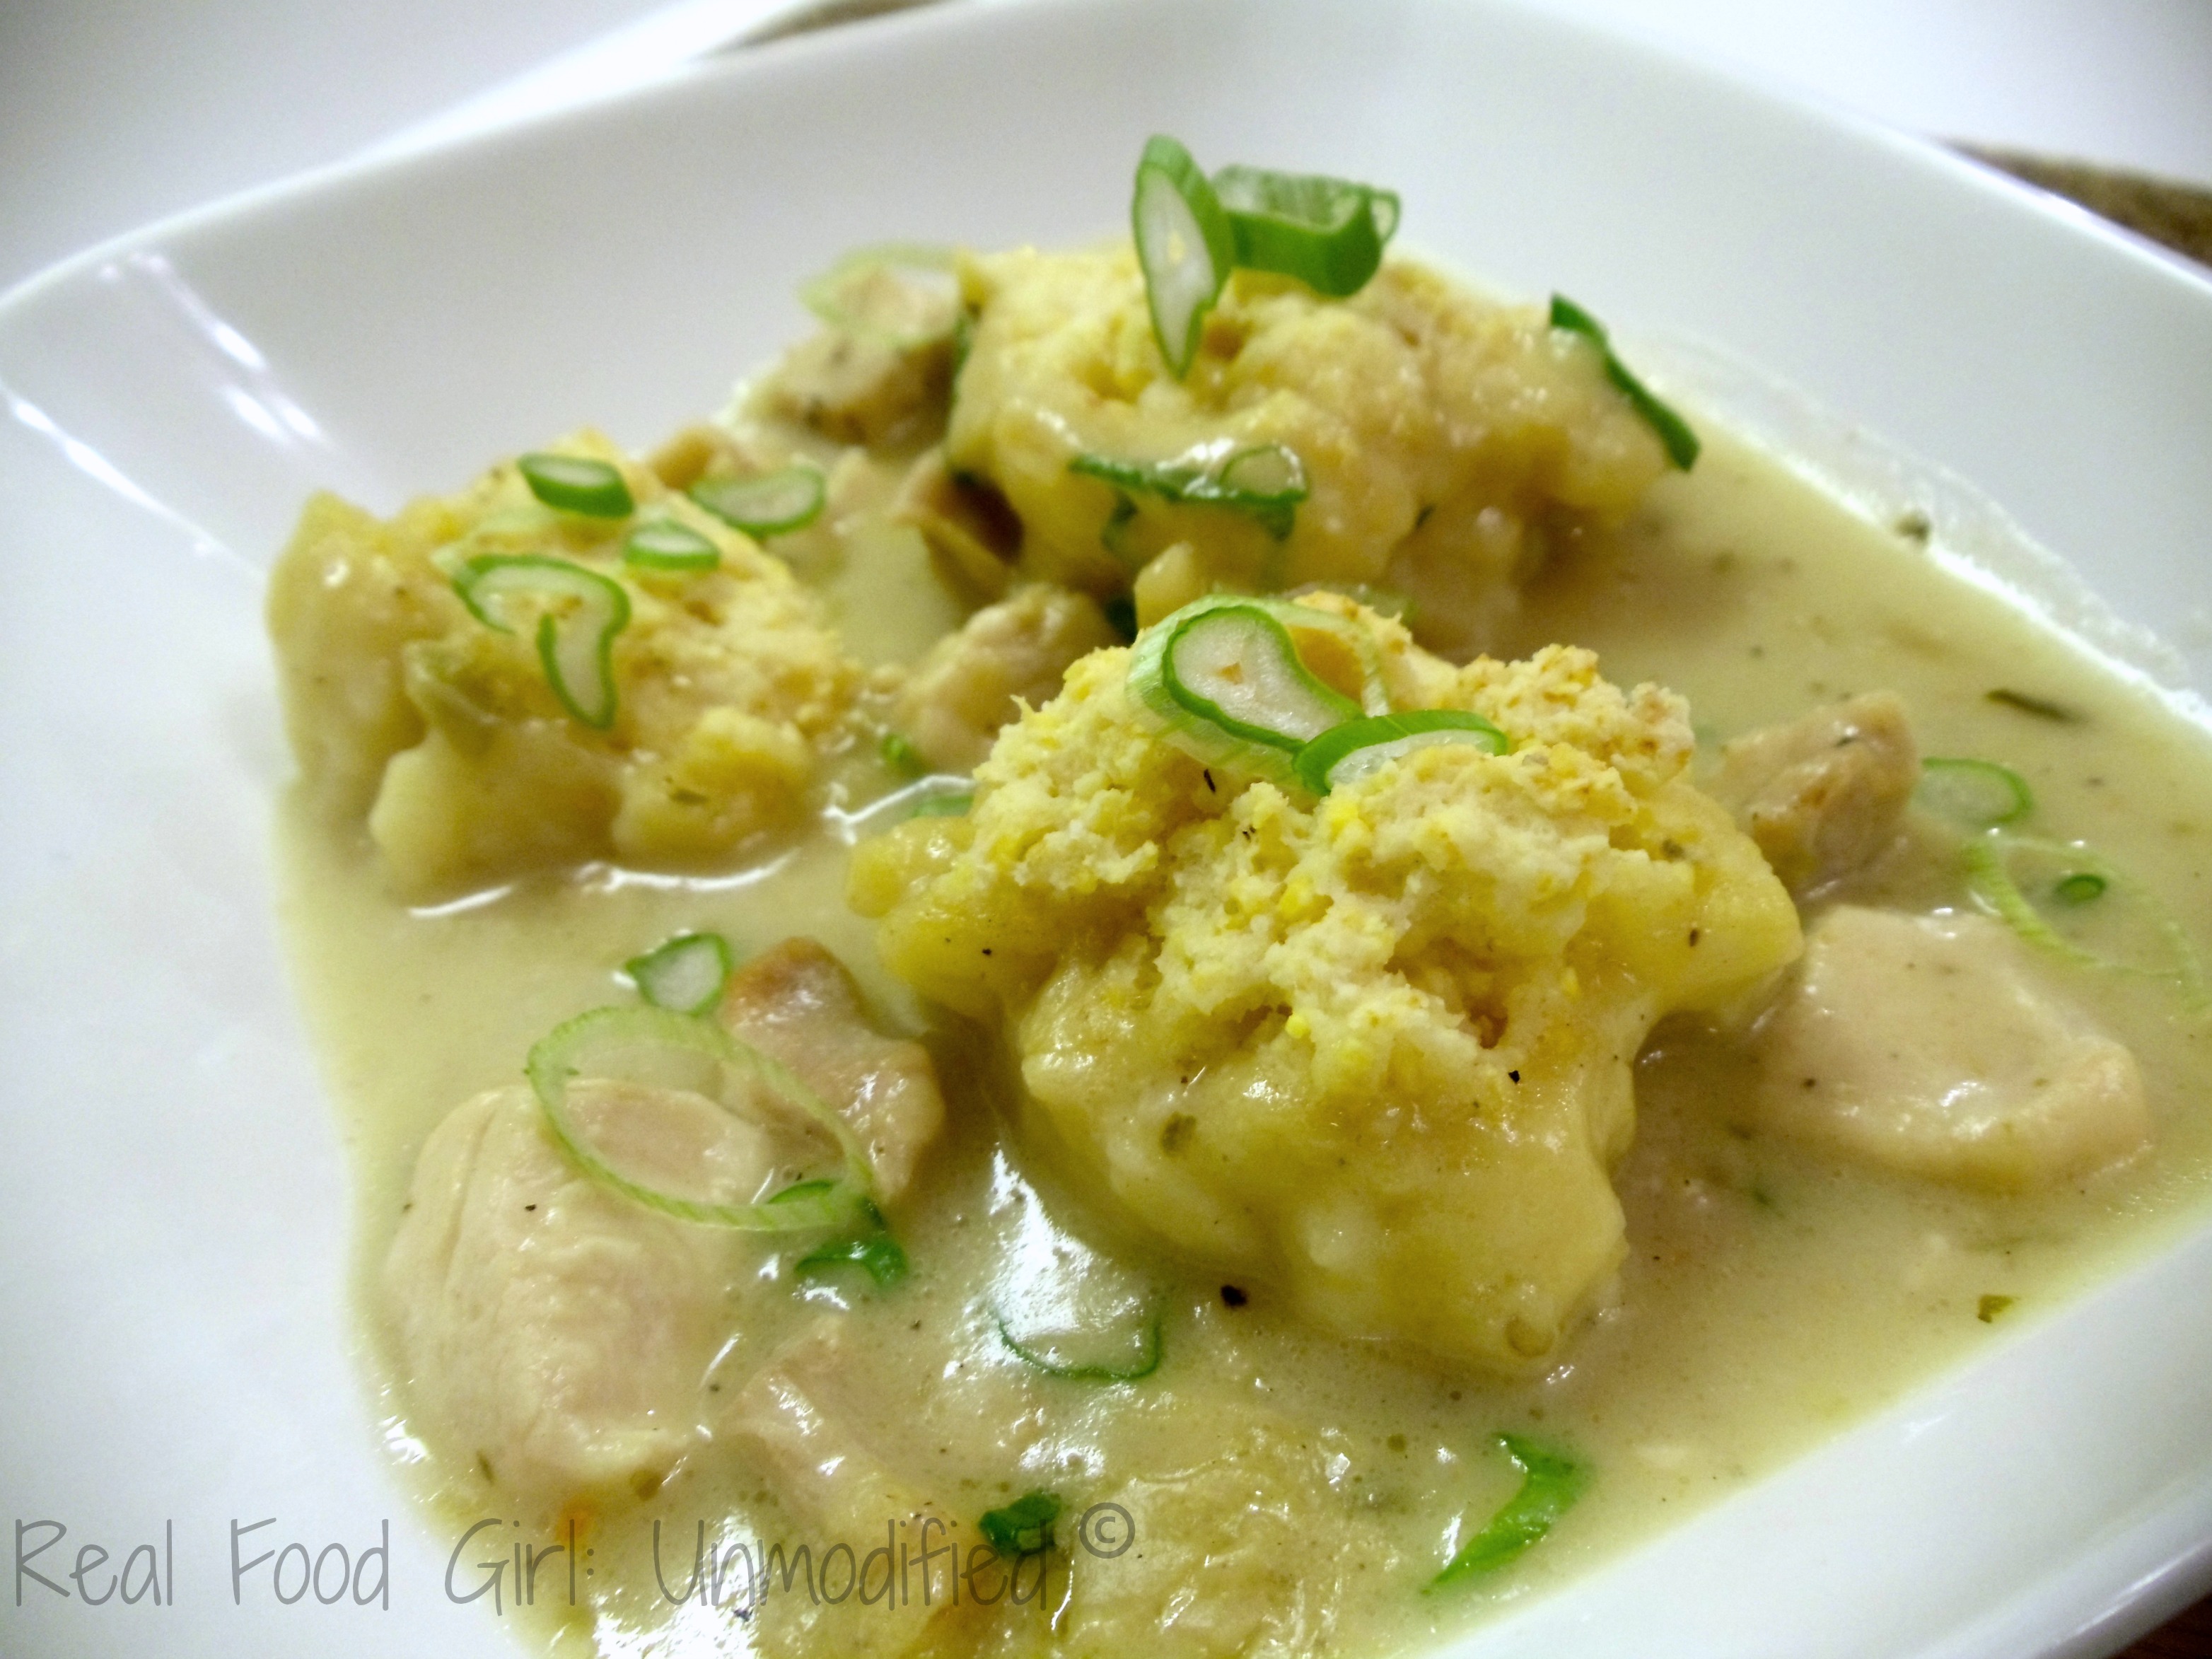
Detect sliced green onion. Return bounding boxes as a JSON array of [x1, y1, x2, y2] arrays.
[[1071, 441, 1309, 540], [977, 1491, 1061, 1558], [2053, 871, 2108, 905], [1293, 709, 1509, 795], [1211, 164, 1399, 298], [795, 1202, 909, 1289], [622, 518, 720, 573], [1133, 135, 1235, 378], [453, 553, 631, 730], [1986, 687, 2080, 723], [910, 791, 973, 819], [1427, 1433, 1588, 1592], [1128, 597, 1363, 788], [525, 1006, 874, 1232], [994, 1305, 1163, 1383], [689, 467, 827, 537], [1919, 757, 2035, 829], [1548, 296, 1700, 470], [1962, 834, 2206, 1001], [623, 931, 734, 1016], [518, 453, 635, 518], [880, 731, 924, 776], [801, 243, 962, 351]]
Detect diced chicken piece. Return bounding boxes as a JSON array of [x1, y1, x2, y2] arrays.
[[761, 327, 952, 450], [1715, 692, 1919, 893], [721, 938, 946, 1201], [1752, 906, 2151, 1189], [890, 586, 1120, 774], [892, 448, 1023, 600], [384, 1081, 772, 1506]]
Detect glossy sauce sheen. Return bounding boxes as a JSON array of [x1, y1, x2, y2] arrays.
[[277, 429, 2212, 1655]]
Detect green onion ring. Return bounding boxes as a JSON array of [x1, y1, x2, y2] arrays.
[[1919, 757, 2035, 829], [1129, 597, 1366, 787], [689, 466, 827, 537], [453, 553, 631, 730], [622, 518, 721, 572], [518, 453, 636, 518], [1548, 296, 1701, 470], [1071, 441, 1310, 541], [1293, 709, 1510, 795], [526, 1005, 874, 1232], [1133, 135, 1235, 378], [1211, 164, 1398, 298], [623, 931, 735, 1016], [1426, 1433, 1588, 1590], [993, 1305, 1164, 1383]]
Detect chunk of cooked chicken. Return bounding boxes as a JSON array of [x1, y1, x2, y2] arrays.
[[383, 1081, 768, 1507], [851, 600, 1801, 1370], [759, 325, 953, 451], [1713, 692, 1918, 893], [890, 585, 1122, 774], [720, 937, 947, 1202], [945, 246, 1672, 655], [267, 429, 859, 896], [1751, 905, 2150, 1189]]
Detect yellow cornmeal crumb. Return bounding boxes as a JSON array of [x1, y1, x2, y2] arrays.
[[851, 600, 1800, 1372], [948, 247, 1672, 653], [268, 430, 858, 895]]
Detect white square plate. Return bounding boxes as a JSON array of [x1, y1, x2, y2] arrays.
[[4, 1, 2211, 1655]]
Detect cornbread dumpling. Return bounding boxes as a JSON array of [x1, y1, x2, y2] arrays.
[[267, 431, 859, 895], [947, 248, 1673, 653], [851, 600, 1801, 1370]]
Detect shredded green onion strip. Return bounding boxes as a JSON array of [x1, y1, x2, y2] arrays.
[[526, 1006, 874, 1233], [1547, 296, 1701, 470], [623, 518, 721, 573], [1963, 834, 2206, 1001], [1427, 1433, 1589, 1591], [1919, 757, 2035, 829], [1129, 597, 1366, 787], [453, 554, 631, 730], [1293, 709, 1509, 795], [518, 453, 636, 518], [624, 931, 735, 1016], [795, 1201, 909, 1289], [1133, 135, 1235, 378], [993, 1305, 1164, 1383], [1211, 164, 1399, 298], [689, 467, 827, 537]]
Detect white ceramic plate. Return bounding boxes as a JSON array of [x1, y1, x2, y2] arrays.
[[4, 1, 2210, 1655]]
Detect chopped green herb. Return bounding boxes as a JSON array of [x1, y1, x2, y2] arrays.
[[910, 791, 974, 819], [880, 731, 924, 776], [518, 453, 635, 518], [1547, 296, 1700, 470], [2053, 871, 2108, 906], [796, 1202, 909, 1290], [1427, 1433, 1588, 1590], [977, 1491, 1061, 1557], [1977, 1294, 2015, 1323]]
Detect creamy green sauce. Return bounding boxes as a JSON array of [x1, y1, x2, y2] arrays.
[[276, 426, 2212, 1657]]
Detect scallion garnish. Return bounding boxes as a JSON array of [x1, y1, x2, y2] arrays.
[[1127, 596, 1366, 788], [801, 243, 962, 351], [1918, 757, 2035, 829], [1070, 441, 1310, 540], [689, 466, 827, 537], [880, 731, 924, 776], [525, 1005, 875, 1232], [623, 931, 734, 1016], [1963, 834, 2206, 1001], [1547, 296, 1701, 470], [452, 553, 631, 730], [910, 791, 973, 819], [518, 453, 636, 518], [977, 1491, 1061, 1557], [1427, 1433, 1588, 1591], [1133, 135, 1235, 378], [1211, 164, 1399, 297], [994, 1305, 1164, 1383], [795, 1201, 909, 1289], [1292, 709, 1509, 795], [622, 518, 721, 573]]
